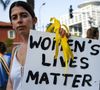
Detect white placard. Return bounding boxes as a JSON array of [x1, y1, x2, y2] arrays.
[[22, 30, 100, 90]]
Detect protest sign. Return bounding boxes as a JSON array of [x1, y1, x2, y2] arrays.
[[22, 30, 100, 90]]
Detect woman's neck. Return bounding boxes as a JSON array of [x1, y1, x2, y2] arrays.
[[21, 34, 29, 43]]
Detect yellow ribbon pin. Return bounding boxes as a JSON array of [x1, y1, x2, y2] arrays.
[[46, 17, 74, 68]]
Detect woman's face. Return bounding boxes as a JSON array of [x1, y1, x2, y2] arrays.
[[11, 6, 34, 36]]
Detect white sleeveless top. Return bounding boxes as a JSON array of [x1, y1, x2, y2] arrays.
[[10, 47, 24, 90]]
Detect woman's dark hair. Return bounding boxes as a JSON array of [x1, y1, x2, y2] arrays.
[[9, 1, 36, 29], [86, 27, 99, 39], [0, 42, 7, 54]]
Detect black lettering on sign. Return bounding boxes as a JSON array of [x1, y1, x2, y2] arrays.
[[90, 44, 100, 55], [26, 71, 92, 88], [68, 39, 74, 51], [30, 36, 51, 50], [50, 73, 60, 85], [82, 74, 92, 86], [53, 56, 66, 67], [74, 40, 86, 52], [62, 74, 73, 85], [52, 38, 56, 50], [26, 70, 39, 84], [53, 58, 57, 66], [42, 54, 66, 67], [39, 72, 49, 84], [72, 75, 82, 88], [69, 57, 77, 68], [68, 39, 86, 52], [42, 53, 51, 66], [80, 57, 89, 69], [59, 56, 66, 67], [30, 35, 42, 49], [41, 37, 51, 50]]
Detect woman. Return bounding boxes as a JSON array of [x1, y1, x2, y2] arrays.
[[7, 1, 68, 90], [7, 1, 37, 90]]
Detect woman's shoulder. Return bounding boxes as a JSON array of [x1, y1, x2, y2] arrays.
[[13, 45, 21, 51], [10, 45, 21, 64]]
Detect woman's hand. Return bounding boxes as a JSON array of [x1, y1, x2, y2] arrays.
[[59, 27, 71, 38]]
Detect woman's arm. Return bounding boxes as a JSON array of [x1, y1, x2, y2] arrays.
[[59, 28, 71, 38], [6, 46, 18, 90], [6, 77, 13, 90]]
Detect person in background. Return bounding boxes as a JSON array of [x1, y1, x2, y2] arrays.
[[6, 1, 69, 90], [86, 27, 99, 39], [0, 42, 11, 90]]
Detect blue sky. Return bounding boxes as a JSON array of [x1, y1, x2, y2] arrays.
[[0, 0, 85, 25], [35, 0, 85, 26]]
